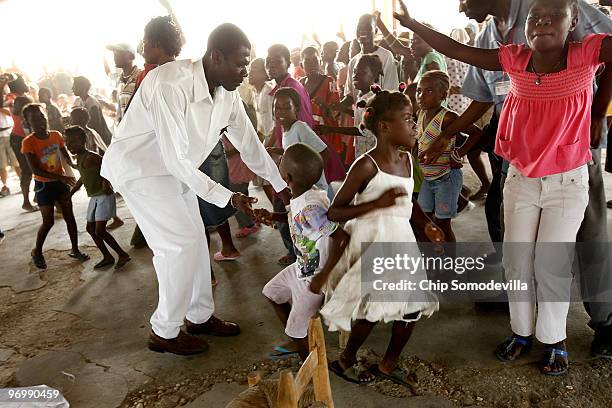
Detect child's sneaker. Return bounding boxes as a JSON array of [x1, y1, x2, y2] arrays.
[[235, 224, 260, 238]]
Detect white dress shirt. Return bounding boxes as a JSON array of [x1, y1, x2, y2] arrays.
[[101, 58, 286, 208], [344, 47, 400, 99]]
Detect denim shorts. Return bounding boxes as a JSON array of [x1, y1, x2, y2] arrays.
[[34, 180, 70, 207], [87, 194, 117, 222], [418, 168, 463, 219]]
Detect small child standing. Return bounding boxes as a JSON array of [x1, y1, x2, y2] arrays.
[[268, 87, 334, 266], [416, 70, 480, 243], [319, 88, 441, 384], [395, 0, 612, 375], [70, 107, 124, 231], [66, 126, 131, 269], [268, 87, 333, 199], [21, 104, 89, 269], [257, 143, 349, 360]]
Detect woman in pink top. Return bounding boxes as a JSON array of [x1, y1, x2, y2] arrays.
[[395, 0, 612, 376]]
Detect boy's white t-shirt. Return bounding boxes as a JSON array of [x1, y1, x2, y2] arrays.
[[282, 121, 329, 192], [344, 47, 400, 99], [288, 188, 339, 280]]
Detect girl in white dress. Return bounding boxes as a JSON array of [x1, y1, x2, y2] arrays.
[[315, 86, 441, 385]]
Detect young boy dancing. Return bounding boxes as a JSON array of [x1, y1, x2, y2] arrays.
[[21, 104, 89, 269], [256, 143, 349, 360], [66, 126, 131, 269]]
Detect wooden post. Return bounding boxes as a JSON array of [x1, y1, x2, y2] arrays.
[[247, 371, 261, 388], [309, 318, 334, 408], [277, 371, 298, 408]]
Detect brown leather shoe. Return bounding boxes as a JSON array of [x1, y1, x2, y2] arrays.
[[184, 316, 241, 337], [147, 331, 209, 355]]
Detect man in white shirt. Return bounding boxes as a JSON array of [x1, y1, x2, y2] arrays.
[[344, 14, 399, 99], [101, 23, 287, 355]]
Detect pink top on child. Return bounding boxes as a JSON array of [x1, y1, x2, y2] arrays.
[[495, 33, 608, 178]]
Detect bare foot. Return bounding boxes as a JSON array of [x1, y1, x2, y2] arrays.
[[94, 257, 115, 269], [22, 204, 39, 213], [115, 255, 131, 269]]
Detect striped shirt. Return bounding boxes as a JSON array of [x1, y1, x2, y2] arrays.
[[117, 66, 142, 122], [417, 108, 454, 180]]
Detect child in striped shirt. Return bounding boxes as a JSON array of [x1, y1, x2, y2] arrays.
[[416, 71, 480, 243]]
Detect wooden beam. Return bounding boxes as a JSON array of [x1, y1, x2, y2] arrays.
[[309, 318, 334, 408], [277, 370, 298, 408]]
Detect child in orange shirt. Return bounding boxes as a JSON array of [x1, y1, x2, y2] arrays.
[[21, 103, 89, 269]]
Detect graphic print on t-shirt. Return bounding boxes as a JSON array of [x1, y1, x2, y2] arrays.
[[40, 142, 61, 173], [289, 203, 337, 279]]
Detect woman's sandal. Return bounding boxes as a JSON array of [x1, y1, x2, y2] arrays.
[[68, 250, 90, 262], [329, 360, 374, 384], [369, 364, 416, 390], [495, 334, 532, 362], [541, 347, 569, 376]]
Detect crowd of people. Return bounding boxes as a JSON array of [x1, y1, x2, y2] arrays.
[[2, 0, 612, 385]]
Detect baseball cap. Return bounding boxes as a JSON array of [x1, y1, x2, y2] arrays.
[[106, 43, 136, 57]]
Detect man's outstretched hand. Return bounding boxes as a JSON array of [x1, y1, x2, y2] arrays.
[[231, 192, 257, 215]]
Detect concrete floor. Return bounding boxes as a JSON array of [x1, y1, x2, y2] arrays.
[[1, 155, 612, 408]]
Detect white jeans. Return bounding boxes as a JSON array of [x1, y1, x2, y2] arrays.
[[503, 164, 589, 344], [118, 175, 214, 339]]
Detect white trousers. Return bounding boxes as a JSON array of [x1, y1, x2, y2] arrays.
[[117, 175, 214, 339], [503, 165, 589, 344]]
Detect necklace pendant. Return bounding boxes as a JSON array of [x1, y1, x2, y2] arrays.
[[535, 77, 542, 86]]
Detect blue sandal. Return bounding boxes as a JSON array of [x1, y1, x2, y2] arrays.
[[541, 347, 568, 376], [268, 346, 299, 360], [495, 335, 532, 362]]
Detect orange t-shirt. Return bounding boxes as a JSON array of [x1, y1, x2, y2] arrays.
[[21, 131, 65, 182]]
